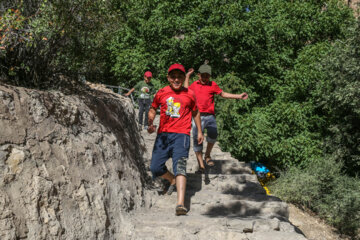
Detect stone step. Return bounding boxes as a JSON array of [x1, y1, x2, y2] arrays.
[[186, 172, 259, 185], [128, 229, 307, 240], [247, 231, 307, 240], [151, 196, 288, 219], [131, 211, 290, 229], [187, 161, 252, 175], [184, 187, 279, 202], [127, 212, 304, 240], [147, 174, 266, 199], [128, 228, 248, 240]]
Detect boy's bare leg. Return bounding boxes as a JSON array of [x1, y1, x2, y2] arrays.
[[205, 142, 215, 165], [175, 175, 186, 206], [195, 151, 205, 169], [160, 171, 176, 185]]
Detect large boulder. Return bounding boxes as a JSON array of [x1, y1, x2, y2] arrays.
[[0, 83, 150, 240]]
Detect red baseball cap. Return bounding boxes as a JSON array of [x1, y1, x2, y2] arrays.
[[144, 71, 152, 77], [168, 63, 186, 74]]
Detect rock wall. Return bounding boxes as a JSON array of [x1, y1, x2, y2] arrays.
[[0, 84, 150, 240]]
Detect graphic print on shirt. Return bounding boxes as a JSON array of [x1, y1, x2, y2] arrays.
[[141, 86, 149, 93], [165, 97, 181, 118], [139, 86, 150, 98]]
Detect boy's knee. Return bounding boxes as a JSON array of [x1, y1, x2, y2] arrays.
[[193, 145, 203, 152], [150, 164, 166, 178], [206, 136, 217, 143], [193, 137, 203, 152], [149, 164, 156, 174], [175, 157, 187, 177], [206, 127, 218, 141]]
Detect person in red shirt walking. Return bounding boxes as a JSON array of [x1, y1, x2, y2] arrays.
[[148, 63, 204, 216], [185, 63, 248, 173]]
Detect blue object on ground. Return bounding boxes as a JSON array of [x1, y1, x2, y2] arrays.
[[250, 161, 270, 178]]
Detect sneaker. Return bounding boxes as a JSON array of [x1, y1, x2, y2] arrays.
[[195, 167, 205, 174]]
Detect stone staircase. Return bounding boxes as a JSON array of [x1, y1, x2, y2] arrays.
[[124, 115, 307, 240]]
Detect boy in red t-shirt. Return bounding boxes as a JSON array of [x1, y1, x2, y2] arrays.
[[147, 63, 204, 216], [185, 64, 248, 173]]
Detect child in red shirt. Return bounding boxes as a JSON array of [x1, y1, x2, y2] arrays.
[[147, 63, 204, 216], [185, 64, 248, 173]]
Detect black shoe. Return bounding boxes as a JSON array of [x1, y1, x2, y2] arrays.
[[195, 167, 205, 174], [167, 184, 176, 195]]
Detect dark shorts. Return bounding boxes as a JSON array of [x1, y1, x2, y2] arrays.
[[150, 133, 190, 179], [192, 114, 218, 152]]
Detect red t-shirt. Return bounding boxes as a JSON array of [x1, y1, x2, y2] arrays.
[[152, 86, 197, 135], [189, 80, 222, 114]]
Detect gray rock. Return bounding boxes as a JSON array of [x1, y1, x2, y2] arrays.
[[247, 231, 307, 240], [0, 83, 149, 239]]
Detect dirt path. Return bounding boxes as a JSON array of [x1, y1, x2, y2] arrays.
[[288, 204, 351, 240]]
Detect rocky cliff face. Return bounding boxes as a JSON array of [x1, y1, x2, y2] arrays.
[[0, 83, 150, 239]]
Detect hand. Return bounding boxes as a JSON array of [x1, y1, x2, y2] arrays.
[[197, 132, 204, 145], [240, 92, 248, 100], [147, 124, 157, 134], [186, 68, 194, 78]]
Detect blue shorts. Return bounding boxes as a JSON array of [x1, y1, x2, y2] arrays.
[[150, 133, 190, 179], [192, 115, 218, 152]]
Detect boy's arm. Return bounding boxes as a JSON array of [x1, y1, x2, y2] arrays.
[[184, 68, 194, 88], [220, 91, 248, 100], [192, 109, 204, 144], [124, 88, 135, 97], [147, 107, 157, 134]]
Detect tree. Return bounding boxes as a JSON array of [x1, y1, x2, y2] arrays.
[[318, 21, 360, 176], [0, 0, 122, 88]]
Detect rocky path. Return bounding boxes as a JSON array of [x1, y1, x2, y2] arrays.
[[124, 115, 307, 240]]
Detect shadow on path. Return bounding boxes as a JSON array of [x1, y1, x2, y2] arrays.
[[207, 159, 252, 175], [184, 173, 202, 211]]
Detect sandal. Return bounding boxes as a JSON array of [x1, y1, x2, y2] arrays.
[[195, 167, 205, 174], [166, 184, 176, 195], [205, 156, 215, 167], [175, 205, 188, 216]]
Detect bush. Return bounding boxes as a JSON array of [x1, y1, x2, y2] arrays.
[[317, 22, 360, 176], [216, 73, 323, 169], [0, 0, 120, 89], [270, 157, 360, 237]]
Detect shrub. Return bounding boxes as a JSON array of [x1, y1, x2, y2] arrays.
[[317, 22, 360, 176], [271, 157, 360, 237], [216, 73, 323, 169], [0, 0, 120, 89]]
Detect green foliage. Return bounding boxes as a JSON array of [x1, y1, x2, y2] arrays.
[[150, 78, 167, 92], [279, 42, 331, 102], [270, 157, 360, 237], [0, 0, 121, 88], [317, 22, 360, 176], [110, 0, 353, 96], [210, 1, 355, 172], [216, 74, 323, 168], [268, 22, 360, 236]]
